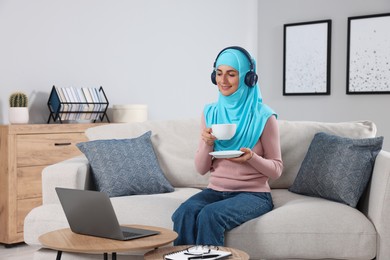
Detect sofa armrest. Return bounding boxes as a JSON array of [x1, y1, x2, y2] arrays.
[[42, 155, 92, 205], [360, 150, 390, 259]]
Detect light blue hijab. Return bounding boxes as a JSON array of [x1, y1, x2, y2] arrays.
[[204, 48, 277, 151]]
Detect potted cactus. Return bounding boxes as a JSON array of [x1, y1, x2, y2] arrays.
[[9, 92, 29, 124]]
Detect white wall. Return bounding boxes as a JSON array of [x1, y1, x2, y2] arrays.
[[0, 0, 258, 123], [1, 0, 389, 150], [257, 0, 390, 150]]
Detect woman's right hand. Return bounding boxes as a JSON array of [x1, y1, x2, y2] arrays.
[[202, 128, 216, 146]]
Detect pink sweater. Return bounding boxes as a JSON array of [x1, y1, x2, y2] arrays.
[[195, 115, 283, 192]]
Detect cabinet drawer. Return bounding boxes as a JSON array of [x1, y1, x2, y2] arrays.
[[16, 133, 88, 167], [17, 197, 42, 233], [17, 166, 44, 199]]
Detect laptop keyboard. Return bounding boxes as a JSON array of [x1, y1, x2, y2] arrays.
[[123, 231, 141, 239]]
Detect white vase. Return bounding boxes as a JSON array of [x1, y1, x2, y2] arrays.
[[9, 107, 29, 124]]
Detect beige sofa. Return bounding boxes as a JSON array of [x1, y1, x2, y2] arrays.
[[24, 119, 390, 259]]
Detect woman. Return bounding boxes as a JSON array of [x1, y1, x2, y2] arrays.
[[171, 46, 283, 246]]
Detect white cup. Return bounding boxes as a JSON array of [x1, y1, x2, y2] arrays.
[[211, 124, 237, 140]]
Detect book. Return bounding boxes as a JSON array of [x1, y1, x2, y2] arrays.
[[76, 88, 90, 120], [69, 87, 80, 120], [62, 87, 73, 120], [89, 87, 100, 120], [82, 87, 94, 120], [164, 246, 232, 260], [55, 86, 68, 121]]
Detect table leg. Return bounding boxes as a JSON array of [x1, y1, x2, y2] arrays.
[[102, 252, 116, 260], [56, 251, 62, 260]]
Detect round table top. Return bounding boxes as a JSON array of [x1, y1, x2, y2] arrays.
[[144, 245, 250, 260], [38, 225, 177, 254]]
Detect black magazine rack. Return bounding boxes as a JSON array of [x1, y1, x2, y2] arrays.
[[47, 85, 110, 123]]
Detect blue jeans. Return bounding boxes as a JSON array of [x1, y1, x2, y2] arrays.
[[171, 188, 273, 246]]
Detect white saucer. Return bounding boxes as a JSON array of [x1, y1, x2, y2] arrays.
[[209, 150, 244, 159]]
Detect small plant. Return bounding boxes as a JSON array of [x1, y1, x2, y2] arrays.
[[9, 92, 28, 107]]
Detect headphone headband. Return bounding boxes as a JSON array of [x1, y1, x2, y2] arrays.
[[211, 46, 258, 87], [213, 46, 254, 71]]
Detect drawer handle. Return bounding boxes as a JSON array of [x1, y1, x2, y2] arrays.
[[54, 142, 72, 146]]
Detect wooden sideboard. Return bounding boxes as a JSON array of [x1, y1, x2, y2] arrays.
[[0, 123, 104, 245]]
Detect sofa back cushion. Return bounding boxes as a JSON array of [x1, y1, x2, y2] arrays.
[[86, 119, 377, 189], [86, 119, 209, 188]]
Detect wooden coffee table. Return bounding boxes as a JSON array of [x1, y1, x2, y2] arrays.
[[38, 225, 177, 260], [144, 245, 249, 260]]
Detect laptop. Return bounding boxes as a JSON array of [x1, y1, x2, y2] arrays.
[[55, 187, 160, 241]]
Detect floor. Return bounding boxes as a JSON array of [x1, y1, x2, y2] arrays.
[[0, 243, 39, 260]]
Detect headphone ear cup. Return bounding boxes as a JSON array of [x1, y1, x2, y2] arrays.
[[211, 70, 217, 85], [245, 71, 258, 87]]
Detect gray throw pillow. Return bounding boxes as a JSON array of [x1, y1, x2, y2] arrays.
[[76, 131, 174, 197], [289, 132, 383, 207]]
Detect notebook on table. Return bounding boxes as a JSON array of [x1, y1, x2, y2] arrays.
[[164, 246, 232, 260], [55, 187, 160, 241]]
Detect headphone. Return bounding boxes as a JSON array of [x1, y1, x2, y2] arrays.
[[211, 46, 258, 87]]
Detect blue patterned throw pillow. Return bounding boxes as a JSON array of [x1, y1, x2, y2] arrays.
[[289, 132, 383, 207], [76, 131, 174, 197]]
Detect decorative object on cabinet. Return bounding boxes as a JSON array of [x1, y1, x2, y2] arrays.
[[283, 20, 332, 95], [47, 86, 110, 123], [112, 104, 148, 123], [8, 92, 29, 124], [0, 123, 105, 245], [347, 13, 390, 94]]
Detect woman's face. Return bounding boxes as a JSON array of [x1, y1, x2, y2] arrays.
[[216, 65, 239, 96]]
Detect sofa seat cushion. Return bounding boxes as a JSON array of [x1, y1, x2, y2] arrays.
[[226, 189, 376, 259], [226, 189, 376, 260], [24, 188, 201, 246]]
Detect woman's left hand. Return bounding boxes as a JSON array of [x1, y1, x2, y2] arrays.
[[228, 148, 253, 163]]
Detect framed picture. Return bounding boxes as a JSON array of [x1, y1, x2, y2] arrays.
[[283, 20, 332, 95], [347, 13, 390, 94]]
